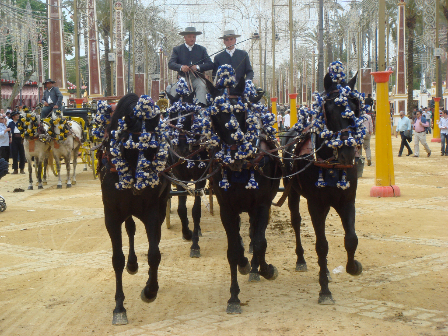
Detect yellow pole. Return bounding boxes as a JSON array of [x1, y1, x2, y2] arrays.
[[431, 97, 441, 142], [271, 97, 278, 132], [370, 71, 400, 197], [289, 93, 297, 127]]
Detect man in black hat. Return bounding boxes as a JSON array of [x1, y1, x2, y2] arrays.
[[7, 111, 26, 174], [213, 30, 254, 95], [168, 27, 214, 105], [41, 78, 63, 119]]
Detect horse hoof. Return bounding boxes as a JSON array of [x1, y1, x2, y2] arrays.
[[126, 263, 138, 275], [226, 302, 242, 314], [238, 261, 251, 275], [141, 288, 157, 303], [190, 248, 201, 258], [248, 272, 260, 282], [318, 294, 335, 305], [182, 230, 193, 241], [248, 245, 253, 254], [347, 260, 363, 276], [28, 186, 33, 190], [38, 185, 43, 190], [66, 184, 72, 188], [57, 185, 62, 189], [112, 311, 128, 325], [295, 263, 307, 272], [265, 265, 278, 281]]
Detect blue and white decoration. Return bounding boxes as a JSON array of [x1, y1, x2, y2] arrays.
[[107, 95, 169, 191], [205, 66, 277, 191], [92, 100, 112, 138], [293, 62, 368, 190]]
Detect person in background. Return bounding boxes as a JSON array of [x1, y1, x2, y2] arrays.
[[7, 111, 26, 174], [361, 112, 373, 166], [437, 110, 448, 156], [277, 112, 283, 132], [283, 109, 290, 131], [0, 112, 11, 164], [412, 110, 431, 157], [395, 110, 413, 157], [365, 93, 374, 111]]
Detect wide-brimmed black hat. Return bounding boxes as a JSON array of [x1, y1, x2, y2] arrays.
[[218, 29, 241, 39], [179, 27, 202, 36], [43, 78, 56, 84], [10, 111, 20, 117]]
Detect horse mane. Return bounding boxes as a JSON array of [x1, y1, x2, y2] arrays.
[[108, 93, 140, 133]]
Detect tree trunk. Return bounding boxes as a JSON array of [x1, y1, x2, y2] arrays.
[[6, 72, 33, 109], [406, 31, 414, 116], [103, 33, 111, 97]]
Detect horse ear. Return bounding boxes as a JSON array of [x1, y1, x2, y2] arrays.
[[347, 72, 358, 90], [324, 73, 333, 93], [166, 91, 176, 104]]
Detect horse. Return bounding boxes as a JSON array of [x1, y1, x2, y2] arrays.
[[202, 65, 282, 314], [281, 62, 365, 305], [47, 109, 83, 188], [18, 108, 51, 190], [96, 93, 171, 325], [165, 78, 209, 258]]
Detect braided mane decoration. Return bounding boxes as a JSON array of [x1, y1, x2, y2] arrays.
[[108, 95, 169, 190], [17, 110, 40, 139], [204, 65, 277, 190], [92, 100, 112, 139], [48, 111, 70, 142]]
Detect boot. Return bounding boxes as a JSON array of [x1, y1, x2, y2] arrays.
[[20, 169, 26, 174], [12, 169, 18, 174]]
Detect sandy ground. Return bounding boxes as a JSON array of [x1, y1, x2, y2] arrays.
[[0, 135, 447, 336]]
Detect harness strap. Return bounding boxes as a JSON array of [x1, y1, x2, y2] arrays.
[[272, 179, 293, 207]]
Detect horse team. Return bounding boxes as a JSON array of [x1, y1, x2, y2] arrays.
[[19, 107, 82, 190], [95, 62, 367, 325]]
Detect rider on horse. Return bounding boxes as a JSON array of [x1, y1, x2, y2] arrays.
[[40, 78, 64, 119]]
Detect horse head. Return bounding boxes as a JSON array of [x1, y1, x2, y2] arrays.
[[316, 63, 362, 166]]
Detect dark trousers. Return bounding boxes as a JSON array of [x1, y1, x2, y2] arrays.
[[41, 104, 55, 119], [441, 133, 447, 154], [0, 146, 10, 162], [398, 132, 412, 155], [10, 137, 25, 170]]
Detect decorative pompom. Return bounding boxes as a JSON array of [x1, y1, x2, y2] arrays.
[[219, 170, 230, 190], [245, 171, 258, 189], [315, 169, 327, 188], [176, 78, 190, 96], [216, 64, 236, 88], [337, 171, 350, 190]]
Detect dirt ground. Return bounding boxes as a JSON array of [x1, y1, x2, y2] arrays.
[[0, 135, 447, 336]]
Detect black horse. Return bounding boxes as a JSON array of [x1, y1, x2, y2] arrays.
[[204, 69, 282, 314], [165, 85, 209, 258], [98, 93, 170, 324], [282, 70, 364, 305]]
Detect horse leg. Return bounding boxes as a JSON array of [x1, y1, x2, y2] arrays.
[[104, 211, 128, 325], [55, 156, 63, 189], [248, 212, 260, 282], [27, 160, 33, 190], [335, 202, 362, 276], [141, 206, 162, 303], [72, 147, 78, 185], [42, 158, 47, 185], [66, 155, 72, 188], [288, 189, 307, 271], [177, 186, 192, 241], [190, 181, 206, 258], [36, 158, 43, 189], [248, 214, 255, 254], [125, 217, 138, 274], [250, 205, 278, 281], [308, 202, 333, 304], [221, 209, 250, 314]]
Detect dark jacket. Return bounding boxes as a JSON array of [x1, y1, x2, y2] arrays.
[[42, 86, 63, 107], [168, 44, 214, 77], [213, 49, 254, 95], [7, 120, 20, 137]]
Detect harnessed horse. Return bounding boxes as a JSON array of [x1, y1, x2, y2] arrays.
[[165, 80, 210, 258], [96, 93, 171, 325], [203, 66, 282, 314], [281, 65, 365, 305]]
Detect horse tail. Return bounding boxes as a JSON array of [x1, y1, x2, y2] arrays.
[[48, 151, 58, 177]]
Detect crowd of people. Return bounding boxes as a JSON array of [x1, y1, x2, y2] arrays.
[[0, 107, 26, 174]]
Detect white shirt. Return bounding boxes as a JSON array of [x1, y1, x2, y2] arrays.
[[226, 48, 235, 57], [283, 114, 290, 128], [438, 116, 448, 134], [47, 87, 54, 104]]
